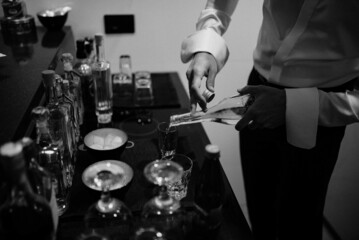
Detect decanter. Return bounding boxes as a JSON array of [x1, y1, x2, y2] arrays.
[[170, 94, 254, 127]]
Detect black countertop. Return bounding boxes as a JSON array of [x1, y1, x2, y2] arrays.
[[0, 26, 75, 145]]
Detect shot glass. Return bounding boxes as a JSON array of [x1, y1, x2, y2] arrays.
[[134, 71, 153, 105], [163, 154, 193, 201], [157, 122, 178, 158]]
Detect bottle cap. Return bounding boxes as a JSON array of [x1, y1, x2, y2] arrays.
[[205, 144, 220, 158], [61, 53, 73, 62], [76, 39, 87, 59], [31, 106, 50, 122], [94, 33, 104, 46], [202, 89, 215, 103], [0, 142, 25, 174], [42, 70, 56, 87], [84, 37, 94, 54]]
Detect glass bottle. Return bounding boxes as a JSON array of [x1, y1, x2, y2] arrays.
[[55, 75, 78, 166], [0, 141, 56, 240], [18, 137, 59, 230], [42, 70, 69, 152], [61, 52, 84, 126], [193, 144, 225, 239], [169, 94, 254, 127], [84, 37, 95, 64], [61, 78, 80, 147], [92, 33, 113, 124], [1, 0, 24, 19], [31, 106, 70, 216], [19, 137, 52, 200], [42, 69, 74, 181], [92, 34, 113, 124], [74, 39, 93, 110]]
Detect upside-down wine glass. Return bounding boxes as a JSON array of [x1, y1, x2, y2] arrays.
[[138, 159, 185, 240], [81, 160, 133, 240]]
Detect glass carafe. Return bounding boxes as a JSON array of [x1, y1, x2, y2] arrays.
[[170, 94, 254, 127]]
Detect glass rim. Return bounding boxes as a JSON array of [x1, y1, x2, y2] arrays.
[[157, 121, 177, 132], [161, 153, 193, 171]]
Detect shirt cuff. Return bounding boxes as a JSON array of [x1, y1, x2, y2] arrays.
[[285, 88, 319, 149], [180, 28, 229, 71]]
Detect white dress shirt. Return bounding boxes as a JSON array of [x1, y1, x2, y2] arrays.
[[181, 0, 359, 149]]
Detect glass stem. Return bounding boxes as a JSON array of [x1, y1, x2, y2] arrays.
[[100, 187, 111, 203], [159, 185, 169, 200]]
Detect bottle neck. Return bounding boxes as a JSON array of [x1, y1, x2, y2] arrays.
[[95, 42, 106, 63], [45, 85, 59, 106], [169, 111, 206, 127], [36, 120, 53, 146], [4, 153, 34, 196]]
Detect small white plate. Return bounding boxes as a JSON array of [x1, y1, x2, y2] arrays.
[[82, 160, 133, 191]]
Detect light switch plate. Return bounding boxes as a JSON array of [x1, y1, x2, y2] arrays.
[[104, 14, 135, 34]]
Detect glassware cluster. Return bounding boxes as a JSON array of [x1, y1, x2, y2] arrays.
[[0, 29, 230, 239]]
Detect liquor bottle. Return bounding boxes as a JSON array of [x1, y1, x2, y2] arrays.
[[0, 141, 56, 240], [193, 144, 225, 239], [55, 74, 78, 160], [1, 0, 25, 19], [84, 37, 95, 64], [18, 137, 59, 230], [42, 70, 69, 151], [19, 137, 52, 199], [31, 106, 70, 216], [42, 70, 74, 171], [170, 94, 254, 127], [74, 39, 94, 110], [61, 78, 80, 146], [92, 33, 113, 124], [61, 52, 84, 126]]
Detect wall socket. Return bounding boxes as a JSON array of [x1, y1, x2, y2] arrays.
[[104, 14, 135, 34]]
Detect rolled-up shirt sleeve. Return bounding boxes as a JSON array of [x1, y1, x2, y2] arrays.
[[181, 28, 229, 71], [285, 88, 319, 149], [181, 0, 238, 71], [285, 86, 359, 149]]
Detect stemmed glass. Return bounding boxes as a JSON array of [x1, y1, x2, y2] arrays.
[[140, 159, 185, 240], [81, 160, 133, 240]]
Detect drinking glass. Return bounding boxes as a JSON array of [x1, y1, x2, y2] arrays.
[[82, 160, 133, 240], [162, 154, 193, 201], [92, 60, 113, 124], [134, 71, 153, 106], [140, 159, 185, 240], [157, 122, 178, 158]]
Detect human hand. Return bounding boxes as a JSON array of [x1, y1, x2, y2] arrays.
[[186, 52, 217, 113], [235, 85, 286, 130]]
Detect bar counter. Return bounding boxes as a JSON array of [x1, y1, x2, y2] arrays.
[[0, 26, 253, 240]]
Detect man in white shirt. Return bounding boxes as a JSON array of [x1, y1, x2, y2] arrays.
[[181, 0, 359, 239]]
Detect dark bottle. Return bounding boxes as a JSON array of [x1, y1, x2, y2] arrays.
[[31, 106, 70, 216], [193, 144, 225, 239], [0, 141, 56, 240], [18, 137, 59, 229], [19, 137, 52, 200]]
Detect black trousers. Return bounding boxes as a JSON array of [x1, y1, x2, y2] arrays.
[[240, 69, 350, 240]]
